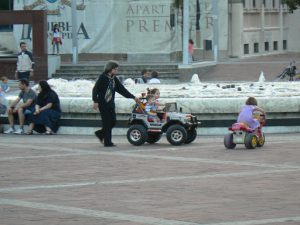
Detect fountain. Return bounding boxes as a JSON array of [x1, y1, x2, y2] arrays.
[[2, 77, 300, 135]]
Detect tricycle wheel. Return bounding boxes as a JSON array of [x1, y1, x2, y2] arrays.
[[257, 133, 265, 147], [224, 133, 236, 149], [244, 133, 258, 149]]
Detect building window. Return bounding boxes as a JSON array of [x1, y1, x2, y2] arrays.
[[273, 0, 276, 8], [265, 42, 269, 51], [0, 0, 12, 10], [244, 44, 249, 54], [263, 0, 266, 6], [0, 0, 13, 31], [204, 40, 212, 51], [283, 40, 287, 50], [243, 0, 246, 8], [253, 0, 256, 8], [254, 43, 259, 53], [273, 41, 278, 50]]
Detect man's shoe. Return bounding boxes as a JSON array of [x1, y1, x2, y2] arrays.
[[14, 128, 24, 134], [4, 127, 15, 134], [94, 130, 104, 143], [104, 143, 116, 147]]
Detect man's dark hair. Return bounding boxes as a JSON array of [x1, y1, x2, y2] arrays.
[[151, 71, 159, 78], [19, 78, 29, 87], [19, 41, 26, 47], [104, 60, 119, 73], [141, 69, 148, 75]]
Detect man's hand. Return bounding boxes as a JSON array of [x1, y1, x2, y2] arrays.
[[33, 109, 41, 115], [93, 102, 99, 111], [15, 71, 18, 80], [8, 107, 14, 114], [134, 97, 140, 103], [30, 71, 34, 77]]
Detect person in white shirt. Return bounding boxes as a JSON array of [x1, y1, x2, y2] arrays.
[[148, 71, 161, 84], [15, 42, 34, 81]]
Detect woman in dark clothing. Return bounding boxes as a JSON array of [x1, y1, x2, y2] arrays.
[[26, 80, 61, 134], [92, 60, 139, 147]]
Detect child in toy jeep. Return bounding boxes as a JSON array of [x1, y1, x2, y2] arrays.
[[224, 97, 266, 149], [127, 92, 200, 146]]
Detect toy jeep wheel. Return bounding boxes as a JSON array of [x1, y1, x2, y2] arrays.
[[224, 133, 236, 149], [257, 133, 265, 147], [127, 124, 148, 146], [244, 133, 258, 149], [147, 133, 162, 144], [185, 128, 197, 144], [166, 124, 187, 145]]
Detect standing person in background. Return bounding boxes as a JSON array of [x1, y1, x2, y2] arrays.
[[188, 39, 194, 63], [148, 71, 161, 84], [92, 60, 139, 147], [51, 24, 62, 55], [15, 42, 34, 81]]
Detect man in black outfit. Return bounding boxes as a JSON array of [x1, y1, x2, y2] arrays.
[[92, 60, 139, 147]]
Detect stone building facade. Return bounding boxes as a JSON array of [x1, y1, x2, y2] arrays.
[[0, 0, 299, 62], [229, 0, 300, 57]]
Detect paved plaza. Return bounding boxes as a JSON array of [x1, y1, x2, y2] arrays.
[[200, 52, 300, 82], [0, 133, 300, 225], [1, 52, 300, 224]]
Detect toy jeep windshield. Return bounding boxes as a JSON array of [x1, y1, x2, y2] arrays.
[[127, 99, 200, 146]]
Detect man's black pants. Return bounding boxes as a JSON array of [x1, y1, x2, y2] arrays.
[[99, 106, 116, 145]]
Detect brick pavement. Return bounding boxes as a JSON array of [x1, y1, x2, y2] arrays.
[[0, 133, 300, 225], [200, 53, 300, 82]]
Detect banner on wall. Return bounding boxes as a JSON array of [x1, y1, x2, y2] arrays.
[[13, 0, 228, 54]]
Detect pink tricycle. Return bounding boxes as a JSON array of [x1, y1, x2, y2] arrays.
[[224, 111, 266, 149]]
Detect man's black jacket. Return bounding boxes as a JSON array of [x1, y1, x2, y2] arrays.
[[92, 73, 135, 109]]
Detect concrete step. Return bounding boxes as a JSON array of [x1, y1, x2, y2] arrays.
[[53, 71, 179, 76], [55, 69, 179, 74], [53, 63, 181, 81], [0, 54, 16, 57], [0, 44, 16, 57], [52, 74, 180, 83], [60, 64, 178, 70], [0, 50, 14, 54]]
